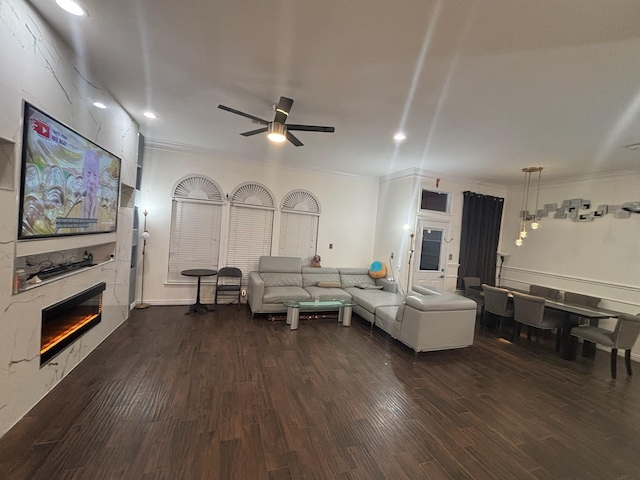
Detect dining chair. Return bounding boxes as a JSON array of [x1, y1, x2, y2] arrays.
[[511, 291, 563, 351], [463, 277, 484, 318], [481, 284, 513, 331], [564, 292, 601, 308], [529, 284, 562, 301], [214, 267, 242, 308], [563, 292, 604, 357], [570, 313, 640, 379]]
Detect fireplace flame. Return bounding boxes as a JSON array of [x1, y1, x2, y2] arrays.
[[40, 313, 99, 355]]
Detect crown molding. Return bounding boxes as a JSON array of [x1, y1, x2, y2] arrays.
[[378, 167, 507, 193], [144, 138, 377, 182], [145, 139, 638, 188], [507, 169, 640, 191]]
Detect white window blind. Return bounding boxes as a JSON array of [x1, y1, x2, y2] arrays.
[[226, 205, 273, 284], [168, 199, 222, 282], [279, 212, 318, 264]]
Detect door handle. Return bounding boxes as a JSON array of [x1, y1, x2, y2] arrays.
[[439, 275, 445, 278]]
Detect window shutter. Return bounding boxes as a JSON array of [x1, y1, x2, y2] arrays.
[[279, 212, 318, 263], [168, 200, 222, 281], [167, 176, 224, 283], [279, 189, 320, 265], [226, 205, 274, 284]]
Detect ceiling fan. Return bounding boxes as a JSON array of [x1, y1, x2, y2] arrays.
[[217, 96, 335, 147]]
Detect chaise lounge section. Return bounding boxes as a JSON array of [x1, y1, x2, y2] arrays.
[[375, 285, 477, 353]]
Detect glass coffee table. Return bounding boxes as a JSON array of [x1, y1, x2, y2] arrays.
[[282, 299, 356, 330]]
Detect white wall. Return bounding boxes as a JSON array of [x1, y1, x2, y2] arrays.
[[0, 0, 139, 436], [137, 144, 380, 305], [374, 170, 508, 293], [500, 171, 640, 354]]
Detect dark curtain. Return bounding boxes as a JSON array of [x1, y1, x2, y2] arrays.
[[456, 191, 504, 289]]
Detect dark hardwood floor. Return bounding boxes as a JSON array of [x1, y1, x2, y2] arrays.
[[1, 305, 639, 479]]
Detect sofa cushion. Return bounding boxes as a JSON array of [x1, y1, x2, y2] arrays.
[[345, 287, 404, 313], [340, 268, 375, 288], [304, 286, 352, 301], [263, 286, 310, 304], [301, 267, 341, 287], [262, 272, 303, 288], [405, 292, 477, 312], [259, 256, 302, 273]]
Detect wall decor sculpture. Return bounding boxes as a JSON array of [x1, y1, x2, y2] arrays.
[[531, 198, 638, 222]]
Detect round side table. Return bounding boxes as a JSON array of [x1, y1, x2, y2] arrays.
[[181, 269, 218, 315]]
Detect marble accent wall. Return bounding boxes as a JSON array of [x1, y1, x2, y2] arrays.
[[0, 0, 139, 436]]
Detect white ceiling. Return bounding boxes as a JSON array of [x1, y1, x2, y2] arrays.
[[29, 0, 640, 185]]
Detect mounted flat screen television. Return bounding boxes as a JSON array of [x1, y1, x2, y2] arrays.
[[18, 102, 121, 239]]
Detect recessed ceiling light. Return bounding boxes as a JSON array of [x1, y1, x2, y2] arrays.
[[92, 102, 106, 109], [393, 132, 407, 142], [623, 142, 640, 151], [55, 0, 86, 16], [143, 112, 158, 119]]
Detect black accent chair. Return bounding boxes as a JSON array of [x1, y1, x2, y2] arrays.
[[214, 267, 242, 308]]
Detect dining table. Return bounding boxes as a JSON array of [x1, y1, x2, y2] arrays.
[[471, 285, 621, 360]]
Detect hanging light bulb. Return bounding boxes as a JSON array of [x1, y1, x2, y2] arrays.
[[530, 168, 542, 230], [515, 166, 543, 244]]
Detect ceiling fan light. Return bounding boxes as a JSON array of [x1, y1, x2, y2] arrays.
[[267, 122, 287, 143]]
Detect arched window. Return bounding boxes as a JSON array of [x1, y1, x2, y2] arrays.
[[279, 189, 321, 264], [168, 175, 224, 282], [226, 182, 276, 283]]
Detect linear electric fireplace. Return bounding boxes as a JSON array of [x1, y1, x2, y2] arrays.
[[40, 282, 106, 366]]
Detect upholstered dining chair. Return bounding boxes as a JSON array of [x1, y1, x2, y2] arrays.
[[564, 292, 602, 325], [214, 267, 242, 308], [570, 313, 640, 379], [481, 284, 514, 331], [529, 284, 562, 301], [463, 277, 484, 318], [511, 291, 563, 351], [563, 292, 604, 356], [564, 292, 601, 308]]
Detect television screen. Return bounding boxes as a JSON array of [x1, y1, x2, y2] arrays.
[[18, 102, 121, 239]]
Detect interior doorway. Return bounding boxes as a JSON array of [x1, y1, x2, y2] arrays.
[[411, 218, 451, 291]]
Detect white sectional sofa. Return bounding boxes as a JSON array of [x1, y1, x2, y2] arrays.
[[375, 285, 477, 353], [248, 256, 477, 354], [248, 256, 403, 323]]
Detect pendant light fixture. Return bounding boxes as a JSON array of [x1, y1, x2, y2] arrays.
[[515, 167, 543, 246]]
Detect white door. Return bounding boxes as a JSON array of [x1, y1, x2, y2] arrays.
[[411, 219, 451, 290]]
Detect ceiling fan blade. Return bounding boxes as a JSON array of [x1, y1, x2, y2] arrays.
[[218, 104, 269, 125], [286, 124, 335, 133], [274, 97, 294, 124], [286, 131, 303, 147], [240, 127, 268, 137]]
